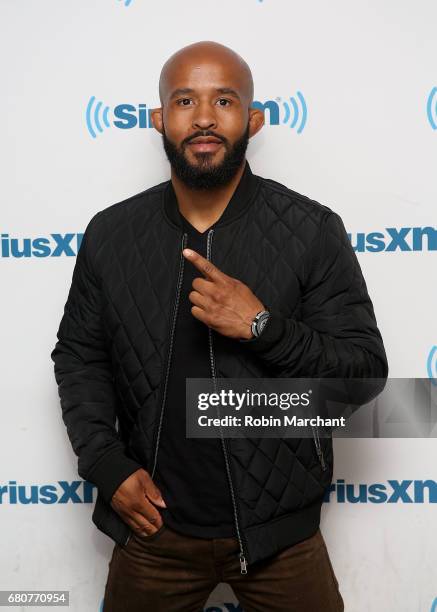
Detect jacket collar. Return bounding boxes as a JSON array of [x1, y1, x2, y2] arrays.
[[162, 159, 260, 230]]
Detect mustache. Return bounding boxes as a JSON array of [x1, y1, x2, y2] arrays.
[[182, 131, 228, 146]]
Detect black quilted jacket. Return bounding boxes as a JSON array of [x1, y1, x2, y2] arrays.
[[51, 160, 388, 571]]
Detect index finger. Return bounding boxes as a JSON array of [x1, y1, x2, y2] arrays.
[[182, 248, 227, 282]]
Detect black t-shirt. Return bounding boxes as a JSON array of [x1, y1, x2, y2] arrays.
[[154, 213, 236, 538]]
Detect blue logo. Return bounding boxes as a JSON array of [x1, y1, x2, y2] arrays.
[[426, 87, 437, 129], [99, 598, 242, 611], [431, 597, 437, 612], [0, 233, 83, 258], [86, 97, 153, 138], [0, 480, 96, 504], [348, 227, 437, 252], [252, 93, 307, 133], [85, 93, 308, 138], [427, 346, 437, 386], [117, 0, 263, 5], [324, 479, 437, 503], [203, 607, 242, 612]]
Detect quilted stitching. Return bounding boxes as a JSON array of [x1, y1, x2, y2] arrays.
[[51, 172, 387, 562]]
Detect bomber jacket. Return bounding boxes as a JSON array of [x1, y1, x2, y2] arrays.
[[51, 160, 388, 572]]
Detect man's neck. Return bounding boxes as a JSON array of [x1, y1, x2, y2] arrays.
[[170, 160, 246, 234]]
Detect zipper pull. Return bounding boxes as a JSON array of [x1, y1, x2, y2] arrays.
[[318, 447, 327, 471], [239, 552, 248, 575]]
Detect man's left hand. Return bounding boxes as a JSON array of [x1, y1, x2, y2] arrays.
[[183, 248, 265, 341]]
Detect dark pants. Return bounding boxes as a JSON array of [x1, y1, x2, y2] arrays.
[[103, 525, 344, 612]]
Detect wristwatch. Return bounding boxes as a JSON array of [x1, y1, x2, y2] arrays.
[[250, 309, 270, 338]]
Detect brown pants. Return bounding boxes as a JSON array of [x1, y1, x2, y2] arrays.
[[103, 525, 344, 612]]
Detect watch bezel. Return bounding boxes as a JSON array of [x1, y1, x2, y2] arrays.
[[251, 310, 270, 338]]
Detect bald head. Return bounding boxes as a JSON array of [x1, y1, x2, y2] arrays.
[[158, 41, 254, 107]]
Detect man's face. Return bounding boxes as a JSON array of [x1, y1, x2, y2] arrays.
[[159, 62, 252, 189]]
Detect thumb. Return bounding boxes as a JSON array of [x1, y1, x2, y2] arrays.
[[149, 491, 167, 508], [142, 475, 167, 508]]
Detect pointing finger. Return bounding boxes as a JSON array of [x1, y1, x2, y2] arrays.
[[183, 249, 227, 283]]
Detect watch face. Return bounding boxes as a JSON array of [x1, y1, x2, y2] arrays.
[[258, 317, 269, 334], [257, 314, 269, 335]]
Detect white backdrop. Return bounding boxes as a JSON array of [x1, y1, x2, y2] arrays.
[[1, 1, 436, 610]]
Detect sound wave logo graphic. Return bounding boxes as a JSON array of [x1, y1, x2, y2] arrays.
[[252, 92, 307, 133], [279, 93, 307, 132], [86, 96, 111, 139], [427, 346, 437, 385], [426, 87, 437, 129]]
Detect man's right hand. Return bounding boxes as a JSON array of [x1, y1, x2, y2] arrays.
[[110, 468, 167, 537]]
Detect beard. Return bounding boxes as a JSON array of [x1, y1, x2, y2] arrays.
[[162, 123, 250, 190]]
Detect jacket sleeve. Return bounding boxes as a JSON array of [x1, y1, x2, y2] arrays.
[[51, 213, 143, 504], [242, 210, 388, 403]]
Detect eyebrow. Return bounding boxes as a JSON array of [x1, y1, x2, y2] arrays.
[[169, 87, 241, 101]]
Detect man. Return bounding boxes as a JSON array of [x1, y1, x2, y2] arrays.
[[51, 41, 388, 611]]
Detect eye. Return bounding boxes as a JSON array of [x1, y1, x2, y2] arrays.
[[216, 98, 231, 106], [176, 98, 193, 106]]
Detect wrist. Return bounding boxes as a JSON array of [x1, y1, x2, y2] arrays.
[[240, 325, 255, 341], [239, 309, 287, 354], [239, 309, 270, 342]]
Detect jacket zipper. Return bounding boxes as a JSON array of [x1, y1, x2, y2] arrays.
[[311, 424, 327, 471], [150, 232, 188, 480], [206, 228, 248, 575]]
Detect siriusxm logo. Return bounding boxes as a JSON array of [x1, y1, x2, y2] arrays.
[[203, 605, 243, 611], [86, 97, 153, 138], [0, 480, 96, 504], [348, 226, 436, 252], [0, 233, 83, 258], [324, 479, 437, 504], [85, 92, 307, 138], [252, 93, 307, 133], [99, 599, 242, 611], [117, 0, 264, 6], [427, 87, 437, 129], [5, 226, 435, 258], [427, 346, 437, 386]]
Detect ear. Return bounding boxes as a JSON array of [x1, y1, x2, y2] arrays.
[[150, 107, 164, 134], [248, 106, 265, 139]]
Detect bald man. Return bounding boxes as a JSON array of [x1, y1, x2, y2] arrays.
[[52, 40, 388, 611]]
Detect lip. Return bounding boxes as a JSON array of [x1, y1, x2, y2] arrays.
[[187, 141, 223, 153]]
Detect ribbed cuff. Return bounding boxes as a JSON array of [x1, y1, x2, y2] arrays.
[[86, 449, 143, 504], [239, 312, 286, 354]]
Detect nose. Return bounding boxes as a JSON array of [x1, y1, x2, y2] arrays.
[[192, 100, 217, 131]]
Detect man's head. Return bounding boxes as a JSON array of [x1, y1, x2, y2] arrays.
[[151, 41, 264, 189]]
